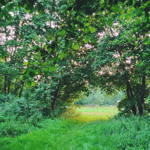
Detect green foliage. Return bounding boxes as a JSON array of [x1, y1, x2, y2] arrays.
[[0, 96, 42, 125], [76, 89, 125, 106], [0, 0, 99, 120], [0, 94, 15, 103], [0, 95, 36, 137], [145, 95, 150, 113], [89, 1, 150, 115], [74, 0, 100, 15], [0, 0, 149, 129], [23, 82, 67, 117], [0, 120, 34, 137], [0, 81, 69, 127], [0, 116, 150, 150]]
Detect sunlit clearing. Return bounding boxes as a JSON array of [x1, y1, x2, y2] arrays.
[[63, 106, 118, 122]]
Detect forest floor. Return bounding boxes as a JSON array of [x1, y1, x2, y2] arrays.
[[0, 106, 150, 150]]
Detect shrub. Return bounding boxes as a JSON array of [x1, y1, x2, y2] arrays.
[[145, 95, 150, 113], [0, 82, 66, 125], [0, 94, 15, 103], [0, 120, 34, 137], [75, 89, 125, 106]]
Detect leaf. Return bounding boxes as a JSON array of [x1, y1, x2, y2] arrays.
[[72, 43, 80, 50], [58, 52, 67, 59], [58, 30, 66, 36], [48, 66, 57, 72], [83, 36, 90, 43], [89, 26, 96, 33], [84, 23, 90, 27]]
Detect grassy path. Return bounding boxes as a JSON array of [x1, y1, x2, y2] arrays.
[[64, 106, 118, 122], [0, 107, 150, 150]]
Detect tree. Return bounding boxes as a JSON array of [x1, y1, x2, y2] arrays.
[[0, 0, 149, 117], [0, 0, 99, 116], [90, 1, 150, 115]]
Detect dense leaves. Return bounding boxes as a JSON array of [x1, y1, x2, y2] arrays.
[[0, 0, 149, 124], [90, 1, 150, 115]]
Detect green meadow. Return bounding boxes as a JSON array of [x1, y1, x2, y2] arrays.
[[1, 106, 150, 150], [66, 106, 118, 122]]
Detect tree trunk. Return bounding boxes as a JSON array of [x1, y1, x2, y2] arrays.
[[3, 75, 7, 95], [3, 56, 8, 95], [126, 80, 137, 115], [138, 75, 146, 115], [51, 85, 60, 111], [18, 81, 25, 97]]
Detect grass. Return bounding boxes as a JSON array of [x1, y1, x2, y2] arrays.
[[0, 106, 150, 150], [65, 106, 118, 122]]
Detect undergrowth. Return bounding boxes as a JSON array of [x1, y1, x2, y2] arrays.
[[0, 116, 150, 150]]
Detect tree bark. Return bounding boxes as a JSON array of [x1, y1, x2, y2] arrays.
[[3, 75, 7, 95], [138, 74, 146, 115], [126, 80, 137, 115], [18, 81, 25, 97], [51, 85, 60, 111]]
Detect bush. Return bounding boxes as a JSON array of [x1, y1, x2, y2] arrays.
[[118, 94, 150, 115], [0, 82, 68, 138], [23, 83, 52, 117], [23, 82, 66, 118], [0, 94, 15, 103], [0, 120, 34, 137], [0, 82, 66, 125], [75, 89, 125, 106], [0, 96, 43, 124], [117, 97, 137, 115], [145, 95, 150, 113]]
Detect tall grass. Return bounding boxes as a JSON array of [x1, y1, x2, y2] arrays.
[[0, 116, 150, 150]]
